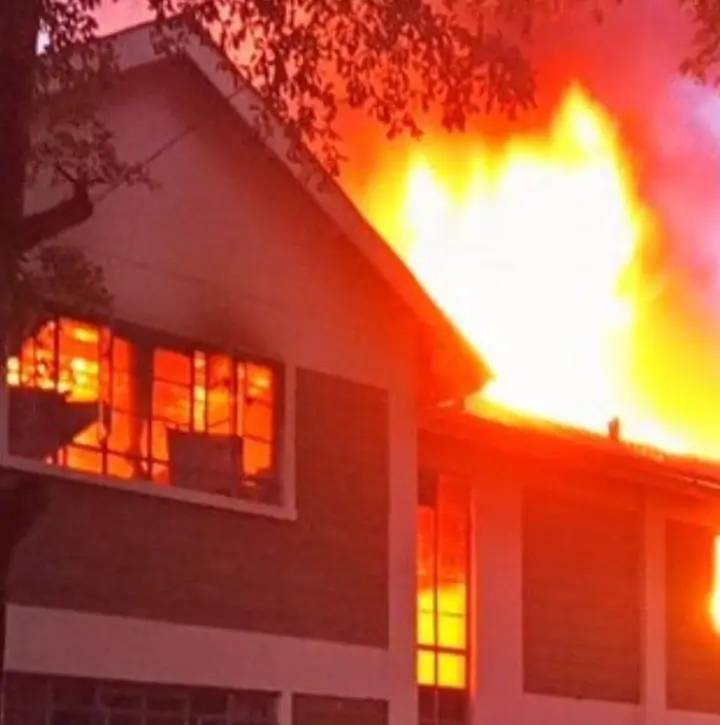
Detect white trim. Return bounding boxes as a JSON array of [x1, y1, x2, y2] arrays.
[[0, 362, 298, 522], [277, 692, 293, 725], [4, 605, 393, 700], [1, 456, 296, 520]]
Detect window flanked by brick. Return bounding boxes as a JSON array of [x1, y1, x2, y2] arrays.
[[417, 470, 470, 725], [5, 315, 280, 502], [2, 673, 278, 725], [522, 486, 641, 702]]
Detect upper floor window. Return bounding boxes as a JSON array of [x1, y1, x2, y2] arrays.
[[6, 316, 280, 503]]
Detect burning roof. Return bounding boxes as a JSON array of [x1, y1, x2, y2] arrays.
[[346, 1, 720, 462]]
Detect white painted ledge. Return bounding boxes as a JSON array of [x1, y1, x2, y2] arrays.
[[5, 604, 392, 700]]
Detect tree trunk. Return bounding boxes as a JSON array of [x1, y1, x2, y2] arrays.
[[0, 2, 42, 679], [0, 0, 41, 271]]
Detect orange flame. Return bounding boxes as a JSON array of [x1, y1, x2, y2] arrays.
[[357, 83, 711, 455]]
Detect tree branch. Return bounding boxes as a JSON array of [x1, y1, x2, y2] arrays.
[[18, 181, 92, 250]]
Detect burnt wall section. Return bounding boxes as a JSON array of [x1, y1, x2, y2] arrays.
[[292, 694, 388, 725], [522, 487, 641, 702], [666, 519, 720, 714], [6, 368, 389, 647]]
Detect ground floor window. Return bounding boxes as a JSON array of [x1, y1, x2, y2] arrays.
[[5, 315, 280, 502], [417, 470, 470, 724], [1, 673, 278, 725]]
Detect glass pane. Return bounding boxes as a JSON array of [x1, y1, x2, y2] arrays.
[[154, 349, 191, 384], [244, 439, 272, 476], [153, 381, 190, 426], [417, 507, 436, 582], [244, 402, 273, 442], [59, 318, 100, 403], [206, 354, 233, 434], [417, 650, 436, 686], [112, 337, 136, 372], [151, 420, 171, 462], [438, 613, 466, 649], [245, 364, 273, 403], [437, 653, 466, 689], [107, 453, 139, 480], [152, 462, 170, 485], [193, 351, 207, 432], [107, 412, 144, 455], [437, 582, 466, 615], [417, 610, 436, 646], [64, 445, 102, 475]]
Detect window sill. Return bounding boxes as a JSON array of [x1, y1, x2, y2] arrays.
[[1, 455, 298, 521]]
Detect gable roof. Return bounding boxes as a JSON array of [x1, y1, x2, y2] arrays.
[[102, 22, 490, 404]]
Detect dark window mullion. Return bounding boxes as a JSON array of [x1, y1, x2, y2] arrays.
[[101, 328, 110, 477], [190, 351, 197, 434], [53, 316, 63, 466], [231, 356, 240, 498]]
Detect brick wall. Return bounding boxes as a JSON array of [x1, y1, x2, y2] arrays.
[[292, 694, 388, 725], [6, 368, 389, 647], [666, 519, 720, 713], [522, 486, 641, 702]]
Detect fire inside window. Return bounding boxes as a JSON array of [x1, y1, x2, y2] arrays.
[[417, 471, 470, 693], [711, 534, 720, 633], [6, 317, 278, 501]]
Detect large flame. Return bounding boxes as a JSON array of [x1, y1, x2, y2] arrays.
[[358, 83, 714, 456]]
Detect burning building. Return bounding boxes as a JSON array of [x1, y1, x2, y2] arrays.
[[4, 12, 720, 725]]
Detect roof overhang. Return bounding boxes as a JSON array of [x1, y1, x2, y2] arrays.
[[421, 406, 720, 502]]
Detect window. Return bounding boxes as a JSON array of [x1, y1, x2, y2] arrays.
[[711, 534, 720, 633], [2, 674, 278, 725], [417, 470, 470, 725], [6, 316, 280, 502]]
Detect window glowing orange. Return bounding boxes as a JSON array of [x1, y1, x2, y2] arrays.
[[6, 316, 278, 500], [711, 535, 720, 634], [417, 473, 470, 690]]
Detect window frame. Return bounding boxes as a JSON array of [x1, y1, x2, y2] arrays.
[[0, 314, 297, 521], [417, 469, 472, 725]]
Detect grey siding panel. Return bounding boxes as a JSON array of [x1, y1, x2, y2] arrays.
[[523, 487, 641, 702], [6, 368, 389, 647]]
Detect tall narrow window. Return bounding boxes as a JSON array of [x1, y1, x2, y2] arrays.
[[711, 534, 720, 633], [417, 470, 470, 725], [6, 315, 280, 502]]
